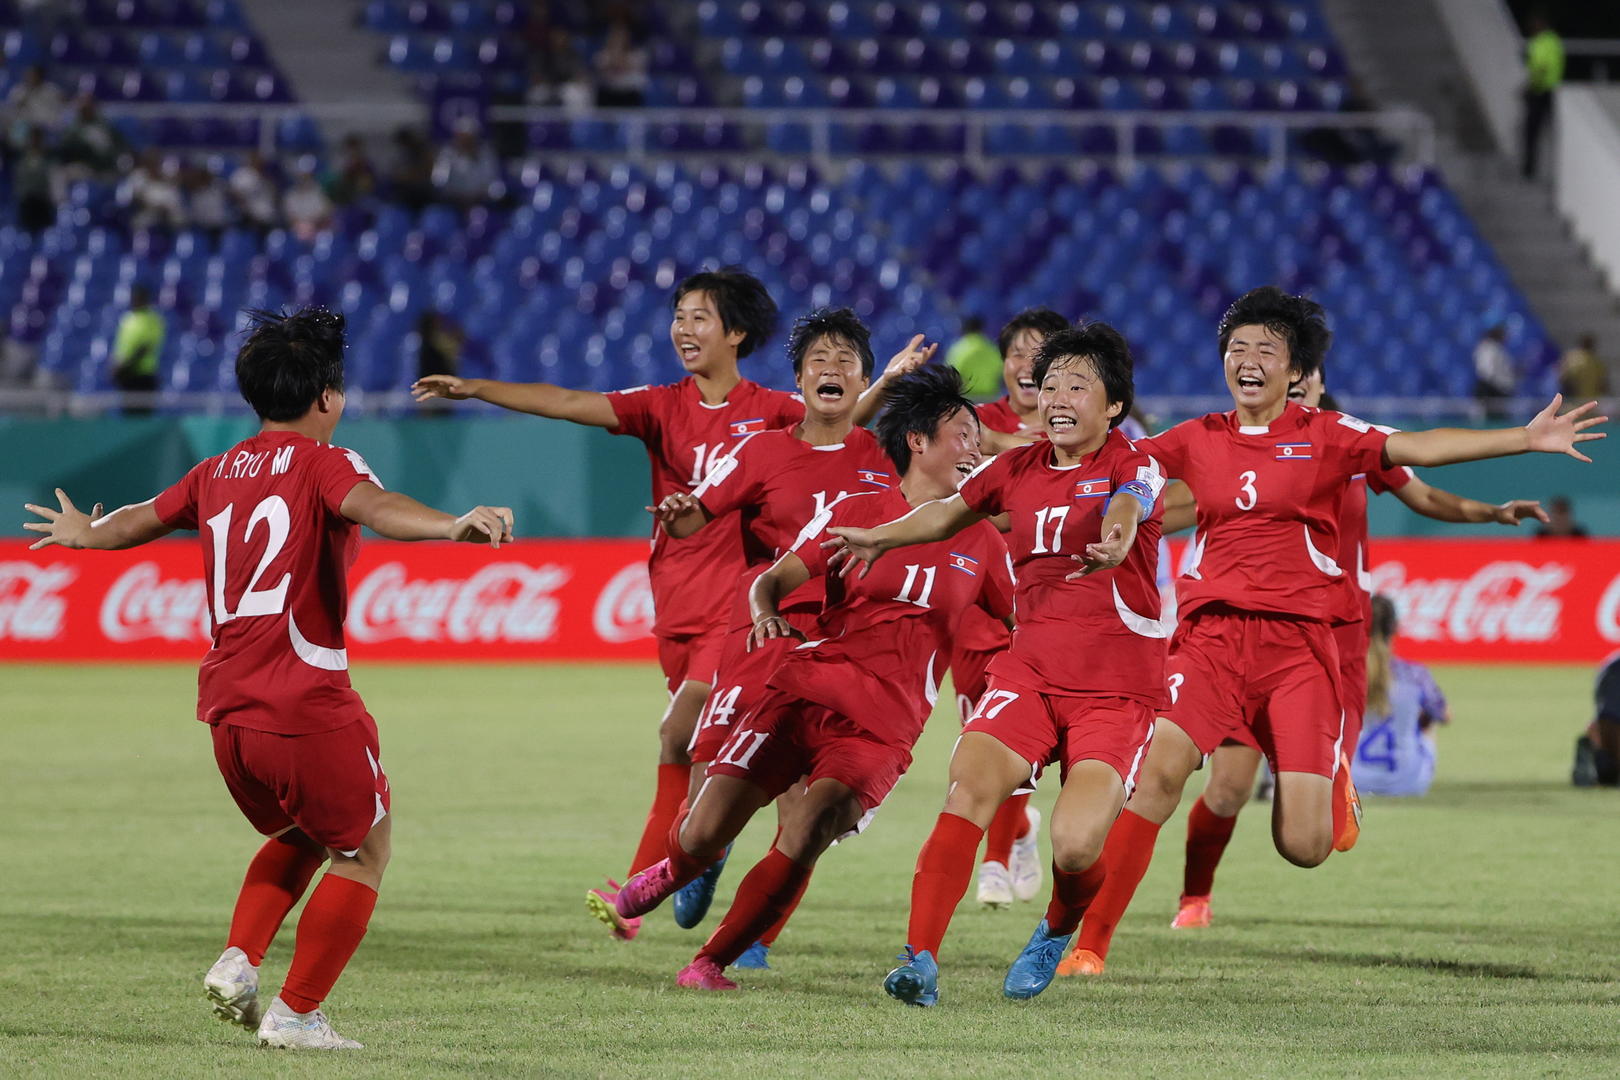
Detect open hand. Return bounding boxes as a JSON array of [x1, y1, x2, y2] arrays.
[[880, 333, 939, 381], [1525, 394, 1608, 462], [1493, 500, 1549, 527], [823, 526, 885, 579], [22, 489, 98, 551], [1066, 524, 1128, 580], [647, 491, 701, 526], [449, 505, 515, 548], [411, 374, 479, 402], [748, 615, 806, 652]]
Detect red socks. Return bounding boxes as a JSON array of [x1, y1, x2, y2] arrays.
[[906, 812, 985, 957], [981, 793, 1031, 866], [662, 807, 713, 887], [1183, 796, 1239, 898], [697, 848, 812, 968], [758, 869, 811, 948], [1044, 861, 1107, 936], [628, 763, 693, 877], [1074, 810, 1162, 960], [278, 874, 378, 1014], [227, 834, 324, 965]]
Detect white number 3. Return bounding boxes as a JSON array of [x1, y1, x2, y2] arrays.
[[1235, 470, 1258, 511]]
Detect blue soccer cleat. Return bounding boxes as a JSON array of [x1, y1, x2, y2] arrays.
[[672, 844, 731, 929], [883, 946, 939, 1007], [1003, 918, 1073, 1000], [734, 940, 771, 969]]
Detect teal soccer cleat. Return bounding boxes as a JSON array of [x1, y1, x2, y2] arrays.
[[672, 844, 731, 929], [1003, 918, 1073, 1000], [883, 946, 939, 1007]]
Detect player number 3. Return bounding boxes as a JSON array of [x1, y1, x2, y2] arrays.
[[204, 495, 292, 624], [1235, 470, 1259, 511]]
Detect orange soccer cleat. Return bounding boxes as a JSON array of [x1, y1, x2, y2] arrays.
[[1170, 894, 1212, 929], [1332, 752, 1362, 852], [1055, 946, 1105, 977]]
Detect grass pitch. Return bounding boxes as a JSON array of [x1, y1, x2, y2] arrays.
[[1, 661, 1617, 1078]]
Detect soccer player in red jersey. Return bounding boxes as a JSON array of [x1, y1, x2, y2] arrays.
[[411, 269, 797, 936], [828, 324, 1167, 1004], [1167, 366, 1547, 930], [584, 307, 931, 944], [1056, 286, 1606, 977], [608, 366, 1012, 990], [957, 307, 1070, 907], [24, 309, 514, 1049]]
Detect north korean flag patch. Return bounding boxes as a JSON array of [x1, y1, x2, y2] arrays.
[[857, 469, 893, 488], [729, 417, 767, 437], [1073, 477, 1111, 499], [947, 552, 979, 576], [1275, 442, 1313, 460]]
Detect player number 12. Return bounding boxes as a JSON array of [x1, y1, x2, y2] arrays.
[[203, 495, 292, 624]]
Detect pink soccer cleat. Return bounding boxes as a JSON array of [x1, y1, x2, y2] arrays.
[[615, 859, 677, 920], [676, 957, 738, 991], [1170, 894, 1212, 929], [586, 879, 642, 941]]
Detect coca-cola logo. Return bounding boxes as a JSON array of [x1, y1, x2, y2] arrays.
[[1598, 572, 1620, 644], [1369, 560, 1571, 644], [99, 562, 210, 643], [0, 561, 76, 641], [347, 562, 570, 643], [593, 562, 655, 643]]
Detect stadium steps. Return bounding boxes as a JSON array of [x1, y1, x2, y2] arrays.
[[1325, 0, 1620, 381], [241, 0, 421, 135]]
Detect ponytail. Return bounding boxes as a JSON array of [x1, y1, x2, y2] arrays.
[[1365, 594, 1398, 717]]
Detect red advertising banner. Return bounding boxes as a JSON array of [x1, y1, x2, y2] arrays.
[[2, 537, 1616, 664]]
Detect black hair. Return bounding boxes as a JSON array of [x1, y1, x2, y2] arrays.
[[671, 265, 780, 359], [1370, 593, 1399, 640], [1217, 286, 1331, 381], [875, 365, 978, 475], [997, 307, 1069, 356], [235, 307, 347, 421], [1030, 321, 1134, 429], [786, 306, 875, 378]]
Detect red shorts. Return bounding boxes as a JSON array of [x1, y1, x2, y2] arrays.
[[1335, 619, 1369, 750], [687, 629, 793, 764], [705, 690, 912, 811], [962, 676, 1155, 796], [1163, 610, 1343, 777], [211, 714, 390, 854], [950, 644, 1001, 725], [656, 623, 727, 695]]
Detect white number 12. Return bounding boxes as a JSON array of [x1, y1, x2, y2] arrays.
[[204, 495, 292, 624]]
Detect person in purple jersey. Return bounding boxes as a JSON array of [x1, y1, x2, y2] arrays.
[[1352, 596, 1450, 797]]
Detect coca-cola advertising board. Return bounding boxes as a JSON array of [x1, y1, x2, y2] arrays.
[[2, 538, 1617, 664]]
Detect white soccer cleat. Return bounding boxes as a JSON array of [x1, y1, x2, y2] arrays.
[[1010, 806, 1043, 902], [256, 997, 363, 1050], [977, 860, 1014, 908], [203, 946, 262, 1029]]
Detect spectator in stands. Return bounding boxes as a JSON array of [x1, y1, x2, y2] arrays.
[[228, 150, 279, 233], [111, 285, 164, 414], [944, 315, 1001, 402], [120, 150, 186, 231], [1559, 333, 1609, 400], [1473, 322, 1516, 419], [283, 162, 334, 242], [594, 16, 649, 108], [56, 95, 124, 182], [12, 128, 56, 233], [326, 134, 378, 207], [4, 65, 65, 149], [1572, 650, 1620, 787], [1535, 494, 1589, 539], [183, 162, 232, 238], [388, 126, 435, 212], [530, 27, 594, 111], [415, 310, 464, 416], [1521, 10, 1564, 181], [432, 120, 503, 211]]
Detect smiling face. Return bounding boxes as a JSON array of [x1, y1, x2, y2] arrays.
[[1224, 323, 1296, 416], [907, 406, 983, 493], [1002, 327, 1046, 412], [795, 333, 870, 423], [1039, 355, 1120, 454], [669, 289, 745, 376]]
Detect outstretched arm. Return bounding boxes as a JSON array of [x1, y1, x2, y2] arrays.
[[980, 427, 1038, 455], [1392, 476, 1549, 527], [1385, 395, 1607, 468], [850, 333, 939, 427], [748, 551, 812, 650], [1159, 480, 1196, 535], [410, 376, 619, 429], [24, 489, 171, 550], [1066, 494, 1146, 580], [825, 493, 986, 576], [340, 482, 514, 547]]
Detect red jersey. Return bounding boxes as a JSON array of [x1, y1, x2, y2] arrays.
[[977, 397, 1035, 435], [1140, 402, 1391, 624], [607, 378, 803, 638], [692, 424, 895, 627], [769, 488, 1014, 750], [959, 428, 1167, 702], [153, 431, 380, 735]]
